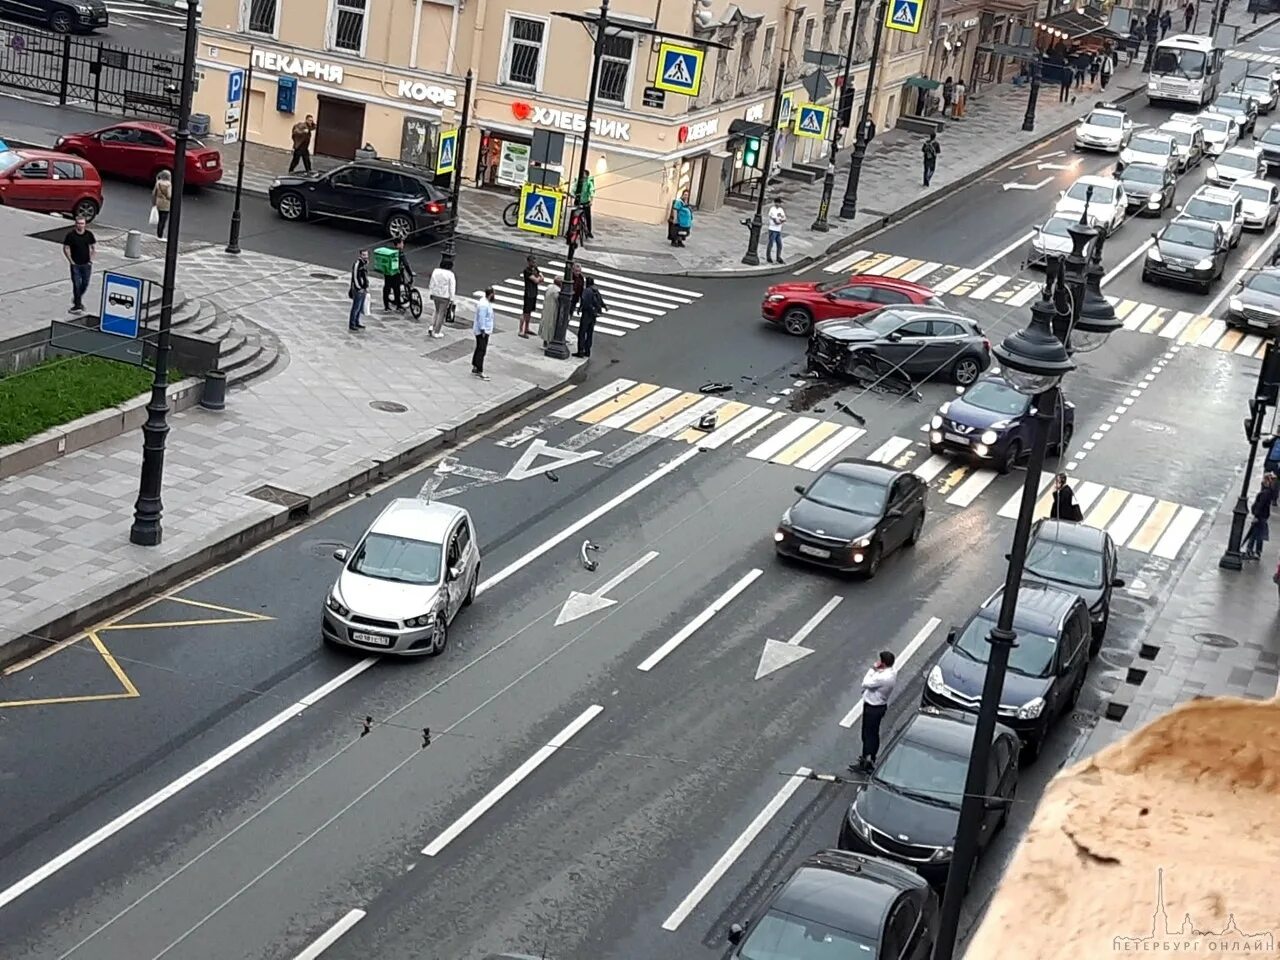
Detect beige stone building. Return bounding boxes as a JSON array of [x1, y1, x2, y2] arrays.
[[193, 0, 935, 225]]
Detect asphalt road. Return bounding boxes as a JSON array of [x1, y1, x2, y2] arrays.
[[0, 28, 1270, 960]]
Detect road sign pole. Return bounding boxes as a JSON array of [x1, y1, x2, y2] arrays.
[[743, 63, 787, 265], [813, 0, 861, 231], [444, 69, 473, 264], [226, 49, 254, 255], [839, 0, 887, 220]]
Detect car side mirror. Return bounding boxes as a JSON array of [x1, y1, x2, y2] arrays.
[[886, 331, 902, 342], [983, 797, 1009, 811], [794, 483, 806, 495], [448, 565, 462, 582], [946, 628, 956, 645], [332, 548, 349, 562], [1058, 190, 1065, 198], [728, 923, 747, 945], [1112, 577, 1126, 587]]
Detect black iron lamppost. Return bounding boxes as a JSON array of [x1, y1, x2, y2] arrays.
[[1219, 389, 1268, 569], [442, 69, 474, 263], [743, 64, 788, 265], [813, 0, 862, 231], [839, 0, 887, 220], [129, 0, 200, 546], [1021, 52, 1041, 132]]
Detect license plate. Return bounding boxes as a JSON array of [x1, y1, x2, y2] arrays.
[[944, 433, 970, 445], [1250, 319, 1271, 328], [1165, 265, 1186, 273], [352, 631, 393, 647], [798, 545, 831, 558]]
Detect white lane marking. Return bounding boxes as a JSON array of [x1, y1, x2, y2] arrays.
[[746, 417, 820, 462], [1101, 238, 1154, 286], [794, 425, 866, 472], [637, 569, 763, 672], [650, 396, 728, 439], [867, 435, 912, 463], [293, 910, 367, 960], [1237, 333, 1265, 356], [1205, 216, 1280, 318], [1123, 302, 1156, 331], [973, 230, 1036, 273], [1007, 281, 1042, 307], [697, 406, 774, 450], [969, 274, 1011, 300], [840, 617, 942, 727], [594, 433, 665, 468], [1153, 505, 1204, 559], [422, 704, 603, 856], [932, 267, 977, 295], [912, 454, 951, 482], [660, 767, 813, 931], [550, 379, 637, 420], [945, 469, 998, 507], [1071, 480, 1106, 514], [821, 249, 871, 274], [547, 261, 701, 299], [903, 260, 941, 282], [1196, 318, 1227, 347], [599, 386, 682, 429], [864, 254, 908, 276], [1106, 493, 1155, 546], [787, 596, 843, 646], [1159, 311, 1195, 339]]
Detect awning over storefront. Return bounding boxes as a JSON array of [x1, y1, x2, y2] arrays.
[[904, 75, 942, 89], [977, 41, 1038, 60], [1035, 8, 1108, 40], [727, 119, 769, 138]]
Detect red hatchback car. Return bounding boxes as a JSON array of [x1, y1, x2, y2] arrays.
[[0, 148, 104, 221], [762, 275, 944, 337], [55, 121, 223, 187]]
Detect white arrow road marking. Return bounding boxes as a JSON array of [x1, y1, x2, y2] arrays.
[[555, 550, 660, 625], [1035, 149, 1066, 160], [506, 438, 602, 481], [1002, 176, 1054, 192], [1007, 157, 1044, 170], [754, 595, 842, 680], [1037, 159, 1082, 170]]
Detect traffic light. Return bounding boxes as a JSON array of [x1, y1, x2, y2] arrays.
[[838, 87, 854, 128], [743, 135, 761, 168], [567, 205, 585, 246]]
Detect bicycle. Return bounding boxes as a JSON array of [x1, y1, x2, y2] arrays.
[[401, 274, 424, 320], [503, 200, 519, 228]]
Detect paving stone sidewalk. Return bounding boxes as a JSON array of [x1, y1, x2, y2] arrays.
[[0, 215, 583, 661]]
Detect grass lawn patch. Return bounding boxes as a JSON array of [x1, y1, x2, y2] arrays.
[[0, 355, 154, 446]]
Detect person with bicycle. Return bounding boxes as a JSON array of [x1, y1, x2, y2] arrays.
[[382, 237, 412, 314]]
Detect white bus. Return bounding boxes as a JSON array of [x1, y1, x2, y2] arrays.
[[1147, 34, 1225, 106]]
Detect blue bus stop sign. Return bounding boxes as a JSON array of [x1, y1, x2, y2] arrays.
[[100, 272, 143, 339]]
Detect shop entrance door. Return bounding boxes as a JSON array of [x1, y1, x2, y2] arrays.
[[315, 96, 366, 159]]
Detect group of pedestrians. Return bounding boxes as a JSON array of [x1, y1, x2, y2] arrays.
[[1243, 473, 1279, 561], [940, 77, 968, 120], [517, 254, 609, 357]]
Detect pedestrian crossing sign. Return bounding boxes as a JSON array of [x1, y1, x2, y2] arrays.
[[794, 104, 831, 139], [436, 129, 458, 175], [518, 183, 562, 236], [886, 0, 924, 33], [655, 41, 704, 96]]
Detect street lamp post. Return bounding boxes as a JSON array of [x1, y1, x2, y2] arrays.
[[129, 0, 199, 546], [839, 0, 887, 220], [743, 64, 788, 265], [813, 0, 862, 232], [225, 49, 254, 255], [1219, 395, 1266, 569], [442, 69, 474, 263], [1021, 52, 1041, 132]]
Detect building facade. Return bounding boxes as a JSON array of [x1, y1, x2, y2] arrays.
[[194, 0, 930, 225]]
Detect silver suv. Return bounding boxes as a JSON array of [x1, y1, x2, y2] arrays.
[[1175, 185, 1245, 248]]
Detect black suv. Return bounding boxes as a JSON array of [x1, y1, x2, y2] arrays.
[[0, 0, 108, 32], [269, 158, 451, 240]]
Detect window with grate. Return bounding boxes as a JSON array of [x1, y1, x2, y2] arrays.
[[737, 29, 755, 94], [759, 24, 775, 88], [504, 15, 546, 87], [597, 32, 634, 104], [329, 0, 366, 53], [246, 0, 276, 34], [802, 18, 814, 52], [840, 11, 851, 50]]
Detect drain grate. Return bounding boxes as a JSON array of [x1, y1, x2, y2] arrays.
[[370, 400, 409, 414], [1194, 632, 1238, 649], [245, 484, 308, 509]]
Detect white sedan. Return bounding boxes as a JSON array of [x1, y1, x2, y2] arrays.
[[1028, 216, 1076, 266], [1119, 131, 1178, 170], [1192, 111, 1242, 157], [1074, 107, 1134, 153], [1054, 176, 1129, 235]]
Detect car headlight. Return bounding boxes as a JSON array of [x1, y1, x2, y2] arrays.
[[1016, 696, 1046, 720], [1230, 297, 1244, 313], [55, 136, 66, 147], [930, 415, 943, 429], [326, 593, 349, 617], [846, 805, 871, 838], [406, 613, 435, 627], [1147, 246, 1163, 262], [1206, 164, 1219, 179], [927, 664, 946, 694], [980, 429, 999, 445], [851, 534, 873, 548], [1150, 190, 1163, 202], [767, 294, 785, 302], [271, 178, 282, 188], [930, 430, 942, 443], [927, 845, 955, 863], [1195, 258, 1214, 270]]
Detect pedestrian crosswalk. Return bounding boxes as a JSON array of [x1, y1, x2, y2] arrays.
[[1228, 50, 1280, 66], [474, 263, 701, 341], [821, 249, 1275, 360], [104, 0, 198, 25]]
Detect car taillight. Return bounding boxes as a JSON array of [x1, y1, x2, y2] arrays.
[[426, 201, 445, 214], [983, 338, 991, 353]]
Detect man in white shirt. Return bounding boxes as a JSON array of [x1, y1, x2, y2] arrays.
[[766, 197, 787, 264], [427, 255, 457, 339], [472, 287, 495, 380], [852, 650, 897, 773]]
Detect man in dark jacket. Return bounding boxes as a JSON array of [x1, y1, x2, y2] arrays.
[[383, 237, 410, 313], [922, 132, 941, 186], [349, 250, 369, 331], [573, 276, 607, 358], [288, 115, 316, 173], [1050, 473, 1082, 521], [1244, 474, 1275, 559]]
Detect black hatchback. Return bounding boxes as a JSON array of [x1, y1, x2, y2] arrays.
[[269, 158, 451, 239], [808, 307, 991, 387], [725, 850, 937, 960]]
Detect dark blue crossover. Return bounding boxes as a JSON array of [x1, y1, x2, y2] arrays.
[[928, 374, 1074, 474]]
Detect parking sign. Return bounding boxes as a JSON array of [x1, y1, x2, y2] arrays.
[[227, 68, 245, 104]]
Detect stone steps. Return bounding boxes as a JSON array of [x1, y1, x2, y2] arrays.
[[148, 297, 282, 387]]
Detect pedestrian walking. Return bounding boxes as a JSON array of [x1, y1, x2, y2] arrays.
[[1100, 49, 1114, 88], [1243, 475, 1274, 559], [921, 132, 941, 187], [569, 262, 585, 315], [288, 115, 317, 173], [472, 287, 495, 379], [151, 170, 172, 239], [849, 651, 897, 773], [766, 196, 787, 263], [348, 250, 369, 331], [1074, 56, 1087, 90], [1050, 472, 1083, 521], [952, 79, 967, 119], [1088, 53, 1101, 86], [62, 216, 95, 314], [1160, 8, 1172, 37], [1184, 0, 1195, 31], [573, 167, 597, 240], [427, 255, 456, 338], [518, 254, 544, 339], [574, 276, 607, 358], [942, 76, 955, 116], [1058, 61, 1074, 101], [382, 237, 408, 313], [668, 189, 693, 246]]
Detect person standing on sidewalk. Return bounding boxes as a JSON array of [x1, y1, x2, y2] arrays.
[[1243, 474, 1275, 559], [922, 132, 941, 187], [1183, 0, 1195, 32], [574, 276, 607, 358], [62, 216, 95, 314], [382, 237, 407, 314], [151, 170, 172, 239], [1088, 53, 1101, 87], [952, 79, 967, 119], [942, 76, 955, 116], [766, 197, 787, 263], [472, 287, 495, 379], [348, 250, 369, 331], [849, 651, 897, 773], [569, 262, 585, 315], [668, 190, 693, 246], [518, 254, 544, 339], [1100, 48, 1114, 89], [427, 255, 456, 339], [573, 168, 596, 240], [288, 115, 317, 173], [1058, 60, 1074, 101]]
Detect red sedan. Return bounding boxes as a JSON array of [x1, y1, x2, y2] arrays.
[[762, 275, 944, 336], [55, 121, 223, 187], [0, 148, 103, 221]]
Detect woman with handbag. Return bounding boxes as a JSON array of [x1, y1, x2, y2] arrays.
[[151, 170, 172, 239], [1050, 473, 1083, 522]]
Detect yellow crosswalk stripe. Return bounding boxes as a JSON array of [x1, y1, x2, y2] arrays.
[[1083, 486, 1129, 530], [1178, 314, 1214, 344], [886, 258, 925, 278], [772, 421, 842, 465], [624, 392, 703, 433], [851, 253, 890, 273], [1127, 499, 1180, 553], [1216, 328, 1244, 353], [1142, 307, 1172, 335], [577, 382, 661, 424], [1113, 299, 1138, 319]]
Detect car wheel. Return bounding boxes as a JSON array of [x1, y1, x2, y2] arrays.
[[463, 568, 478, 607], [427, 613, 448, 656], [1090, 611, 1108, 656], [1141, 268, 1153, 284], [928, 443, 945, 457], [386, 213, 414, 239], [1022, 732, 1043, 763], [781, 307, 813, 337], [950, 354, 982, 386], [906, 511, 924, 547], [1057, 424, 1074, 456], [998, 440, 1022, 475], [72, 198, 99, 221], [49, 9, 73, 31], [996, 783, 1015, 831], [277, 191, 306, 221], [863, 542, 882, 579]]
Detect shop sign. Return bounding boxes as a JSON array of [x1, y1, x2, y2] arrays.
[[251, 49, 344, 84], [397, 79, 457, 108], [678, 119, 719, 143], [745, 103, 765, 122], [511, 102, 631, 142], [961, 16, 979, 28]]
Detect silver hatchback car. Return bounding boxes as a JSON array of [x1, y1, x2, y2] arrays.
[[322, 498, 480, 655]]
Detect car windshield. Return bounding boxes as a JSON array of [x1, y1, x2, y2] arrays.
[[1234, 183, 1271, 204], [1243, 77, 1272, 93], [1214, 97, 1247, 113], [1183, 197, 1231, 221], [1245, 271, 1280, 296], [815, 278, 848, 293], [1130, 136, 1172, 155], [1066, 181, 1114, 203], [875, 736, 967, 807], [1160, 126, 1193, 146], [0, 150, 22, 174], [1220, 152, 1257, 169], [959, 379, 1027, 415], [348, 532, 443, 584], [1040, 217, 1072, 237], [1261, 126, 1280, 144], [1124, 165, 1165, 184], [1153, 48, 1207, 78], [1086, 111, 1123, 128], [1199, 116, 1230, 133], [955, 613, 1058, 677], [859, 310, 914, 336], [1163, 222, 1215, 247], [803, 472, 887, 516], [740, 910, 877, 960], [1025, 538, 1104, 588]]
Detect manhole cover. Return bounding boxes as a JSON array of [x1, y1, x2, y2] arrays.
[[304, 539, 348, 558], [1195, 632, 1238, 648], [310, 272, 338, 280], [1109, 597, 1147, 618], [245, 484, 307, 508], [370, 400, 409, 414]]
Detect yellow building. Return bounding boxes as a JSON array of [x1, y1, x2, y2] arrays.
[[194, 0, 932, 225]]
